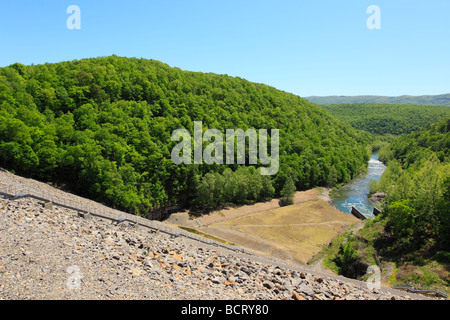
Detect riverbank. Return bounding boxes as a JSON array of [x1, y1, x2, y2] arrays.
[[329, 154, 386, 218]]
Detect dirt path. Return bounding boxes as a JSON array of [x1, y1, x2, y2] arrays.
[[308, 257, 336, 276], [226, 220, 354, 228]]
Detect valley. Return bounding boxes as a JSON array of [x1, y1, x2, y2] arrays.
[[1, 0, 449, 306], [0, 56, 448, 300]]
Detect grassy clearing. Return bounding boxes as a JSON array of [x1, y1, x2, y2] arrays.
[[208, 199, 358, 264]]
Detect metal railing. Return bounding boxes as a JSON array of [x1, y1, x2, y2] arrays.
[[392, 285, 448, 298]]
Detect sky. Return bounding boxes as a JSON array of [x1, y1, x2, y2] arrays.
[[0, 0, 449, 97]]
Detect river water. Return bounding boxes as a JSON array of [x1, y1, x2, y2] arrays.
[[331, 153, 386, 219]]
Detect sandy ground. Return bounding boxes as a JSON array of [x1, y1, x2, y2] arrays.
[[163, 189, 359, 266], [198, 189, 325, 226], [164, 189, 327, 227], [163, 189, 319, 228]]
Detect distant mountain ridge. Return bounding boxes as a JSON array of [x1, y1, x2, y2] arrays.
[[319, 103, 450, 135], [305, 94, 450, 106]]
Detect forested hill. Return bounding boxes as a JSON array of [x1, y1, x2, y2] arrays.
[[0, 56, 370, 218], [319, 103, 450, 135], [306, 94, 450, 106], [371, 117, 450, 267]]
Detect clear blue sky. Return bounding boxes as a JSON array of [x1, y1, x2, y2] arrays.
[[0, 0, 449, 97]]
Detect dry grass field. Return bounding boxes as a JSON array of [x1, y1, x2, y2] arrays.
[[164, 189, 359, 265]]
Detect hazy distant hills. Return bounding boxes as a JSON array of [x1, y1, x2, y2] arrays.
[[319, 103, 450, 136], [305, 94, 450, 107]]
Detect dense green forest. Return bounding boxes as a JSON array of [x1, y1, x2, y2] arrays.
[[374, 118, 450, 255], [307, 94, 450, 107], [0, 56, 371, 218], [319, 103, 450, 135], [321, 118, 449, 290]]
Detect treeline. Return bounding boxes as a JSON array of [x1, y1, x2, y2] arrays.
[[194, 167, 275, 210], [0, 56, 370, 218], [371, 118, 450, 260], [320, 103, 450, 135]]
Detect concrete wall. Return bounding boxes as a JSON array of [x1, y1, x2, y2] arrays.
[[351, 206, 367, 220]]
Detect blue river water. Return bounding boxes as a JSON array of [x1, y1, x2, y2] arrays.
[[331, 154, 386, 218]]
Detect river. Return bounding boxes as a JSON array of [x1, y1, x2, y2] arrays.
[[331, 153, 386, 219]]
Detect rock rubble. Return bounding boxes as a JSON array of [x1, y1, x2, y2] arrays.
[[0, 194, 418, 300]]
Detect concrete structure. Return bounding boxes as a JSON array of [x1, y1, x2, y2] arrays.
[[373, 207, 382, 217], [351, 206, 367, 220]]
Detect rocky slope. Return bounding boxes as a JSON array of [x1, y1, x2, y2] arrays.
[[0, 171, 428, 300]]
